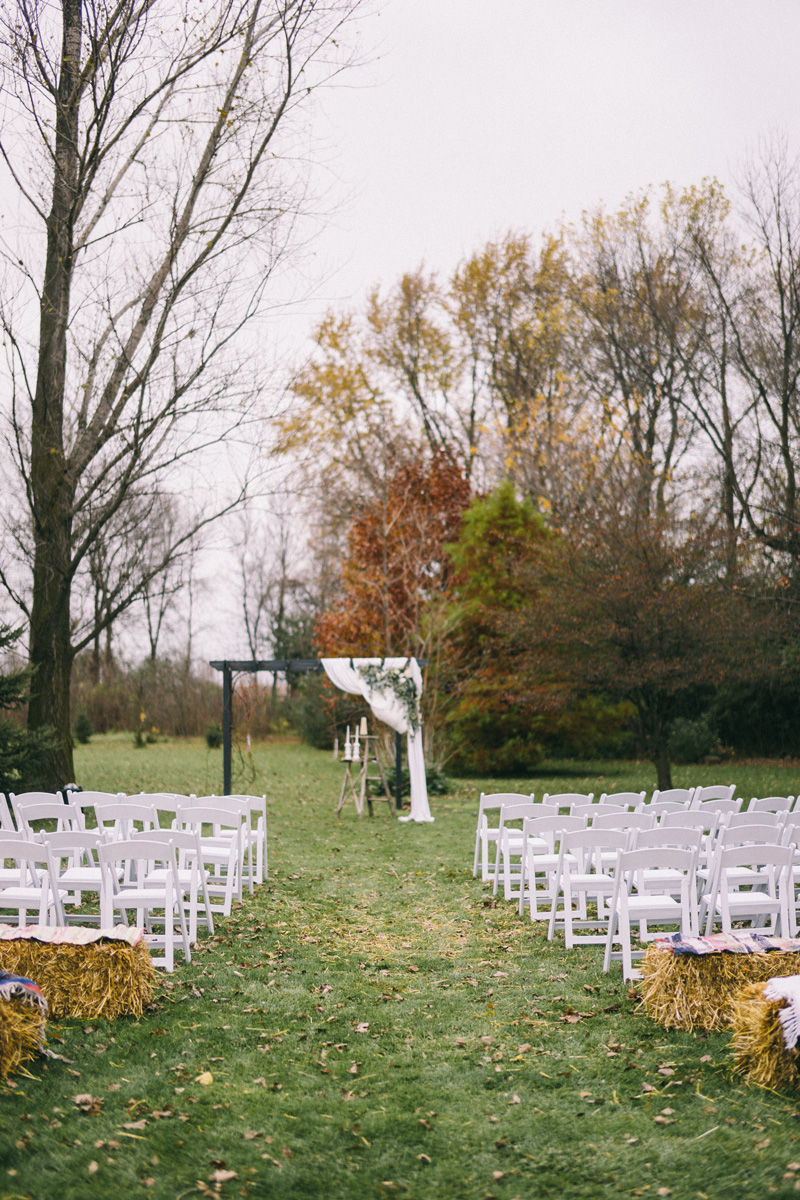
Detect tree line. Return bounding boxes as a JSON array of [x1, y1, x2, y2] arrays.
[[283, 145, 800, 786]]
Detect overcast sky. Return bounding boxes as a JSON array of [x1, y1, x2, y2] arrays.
[[299, 0, 800, 323]]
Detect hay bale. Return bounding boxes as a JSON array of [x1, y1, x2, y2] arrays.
[[729, 981, 800, 1090], [639, 944, 800, 1032], [0, 940, 154, 1021], [0, 996, 46, 1079]]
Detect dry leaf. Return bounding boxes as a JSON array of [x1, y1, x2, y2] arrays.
[[209, 1169, 237, 1182], [195, 1072, 214, 1086], [657, 1190, 672, 1197], [417, 1154, 431, 1165], [121, 1120, 148, 1131], [355, 1023, 369, 1033], [653, 1116, 675, 1126], [756, 1138, 771, 1149], [492, 1171, 504, 1180], [657, 1067, 675, 1077], [88, 1161, 99, 1174], [517, 1043, 532, 1053], [244, 1131, 260, 1140], [508, 1094, 521, 1105], [641, 1082, 657, 1093]]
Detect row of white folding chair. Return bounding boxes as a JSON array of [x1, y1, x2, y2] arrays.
[[6, 790, 267, 894]]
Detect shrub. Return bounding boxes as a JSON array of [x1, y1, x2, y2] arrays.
[[205, 723, 223, 749], [73, 711, 93, 744]]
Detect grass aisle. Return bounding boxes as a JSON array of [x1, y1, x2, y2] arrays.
[[1, 738, 800, 1199]]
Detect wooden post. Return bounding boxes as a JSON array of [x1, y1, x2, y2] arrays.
[[222, 662, 232, 796]]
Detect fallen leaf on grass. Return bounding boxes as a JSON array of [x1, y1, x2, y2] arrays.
[[755, 1138, 771, 1149], [195, 1072, 213, 1086], [121, 1120, 148, 1131], [355, 1023, 369, 1033], [508, 1095, 521, 1105], [657, 1067, 675, 1077], [244, 1131, 260, 1140], [492, 1171, 504, 1180], [653, 1116, 675, 1126], [417, 1154, 431, 1165], [73, 1094, 103, 1115], [641, 1083, 657, 1093], [88, 1161, 99, 1174], [209, 1169, 237, 1182]]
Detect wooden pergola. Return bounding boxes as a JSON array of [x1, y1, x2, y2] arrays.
[[209, 658, 404, 808]]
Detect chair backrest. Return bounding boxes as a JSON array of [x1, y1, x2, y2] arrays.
[[496, 802, 553, 831], [180, 805, 246, 833], [651, 788, 694, 807], [559, 826, 628, 868], [718, 842, 793, 871], [692, 784, 736, 807], [17, 801, 84, 836], [542, 792, 594, 810], [95, 802, 157, 838], [692, 797, 741, 817], [617, 845, 697, 877], [726, 809, 782, 829], [98, 837, 178, 876], [9, 791, 64, 829], [0, 794, 15, 832], [591, 810, 655, 832], [661, 809, 720, 834], [717, 824, 789, 849], [0, 836, 53, 884], [521, 814, 587, 845], [44, 830, 105, 871], [748, 796, 794, 814], [598, 791, 645, 809], [631, 825, 703, 852]]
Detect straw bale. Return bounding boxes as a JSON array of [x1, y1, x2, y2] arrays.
[[639, 945, 800, 1032], [0, 940, 154, 1020], [0, 997, 46, 1078], [729, 981, 800, 1090]]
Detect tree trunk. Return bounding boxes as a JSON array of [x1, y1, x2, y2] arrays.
[[25, 0, 82, 788], [654, 742, 673, 791]]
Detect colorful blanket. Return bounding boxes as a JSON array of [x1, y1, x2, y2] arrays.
[[0, 970, 47, 1015], [0, 924, 143, 947], [655, 931, 800, 956]]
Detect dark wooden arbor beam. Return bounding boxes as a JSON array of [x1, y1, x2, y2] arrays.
[[209, 659, 414, 808]]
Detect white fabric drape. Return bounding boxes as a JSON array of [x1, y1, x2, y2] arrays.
[[321, 657, 433, 823], [765, 975, 800, 1049]]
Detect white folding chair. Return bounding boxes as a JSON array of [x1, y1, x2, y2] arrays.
[[691, 784, 737, 808], [692, 797, 742, 820], [598, 791, 645, 810], [643, 800, 691, 820], [131, 828, 215, 944], [603, 846, 698, 980], [700, 826, 794, 934], [726, 809, 783, 829], [216, 794, 268, 885], [0, 837, 66, 926], [650, 788, 694, 807], [178, 805, 243, 916], [472, 793, 534, 883], [519, 814, 587, 919], [99, 838, 191, 971], [702, 843, 794, 938], [492, 802, 555, 900], [548, 827, 628, 946], [44, 830, 109, 922]]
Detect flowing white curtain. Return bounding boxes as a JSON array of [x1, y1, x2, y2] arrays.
[[321, 657, 433, 823]]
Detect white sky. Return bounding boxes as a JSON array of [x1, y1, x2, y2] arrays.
[[300, 0, 800, 320]]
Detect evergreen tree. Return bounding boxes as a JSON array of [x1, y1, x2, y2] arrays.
[[0, 625, 55, 793]]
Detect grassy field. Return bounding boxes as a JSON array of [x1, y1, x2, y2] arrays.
[[2, 736, 800, 1199]]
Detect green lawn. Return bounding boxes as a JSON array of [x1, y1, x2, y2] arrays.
[[1, 737, 800, 1199]]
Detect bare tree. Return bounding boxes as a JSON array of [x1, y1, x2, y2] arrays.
[[0, 0, 362, 783]]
